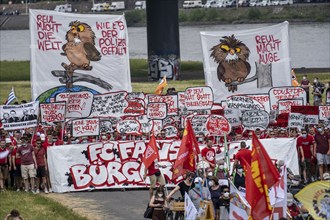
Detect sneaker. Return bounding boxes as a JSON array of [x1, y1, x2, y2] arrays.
[[44, 189, 49, 194], [32, 190, 37, 194], [48, 188, 52, 193], [25, 189, 29, 193], [36, 189, 40, 194], [16, 188, 20, 192]]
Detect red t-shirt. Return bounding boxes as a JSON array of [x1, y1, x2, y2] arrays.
[[296, 135, 314, 159], [147, 161, 160, 176], [235, 148, 252, 167], [314, 132, 330, 154], [201, 147, 216, 166], [12, 147, 21, 165], [17, 144, 34, 165], [0, 148, 8, 165], [34, 147, 46, 166]]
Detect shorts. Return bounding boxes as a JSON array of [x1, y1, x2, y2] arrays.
[[36, 166, 46, 178], [300, 159, 311, 170], [13, 165, 21, 177], [21, 164, 36, 179], [316, 153, 330, 165], [149, 173, 165, 188], [0, 165, 9, 180]]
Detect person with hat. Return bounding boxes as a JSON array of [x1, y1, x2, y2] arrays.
[[188, 177, 211, 210]]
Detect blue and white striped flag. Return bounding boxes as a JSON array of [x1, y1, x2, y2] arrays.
[[5, 87, 16, 105]]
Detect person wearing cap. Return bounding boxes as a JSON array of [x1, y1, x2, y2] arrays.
[[313, 124, 330, 180], [188, 177, 211, 210], [16, 136, 37, 193], [297, 129, 314, 184]]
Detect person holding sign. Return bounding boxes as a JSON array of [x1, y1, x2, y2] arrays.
[[201, 138, 216, 169]]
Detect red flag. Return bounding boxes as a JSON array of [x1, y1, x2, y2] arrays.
[[142, 135, 159, 169], [252, 133, 280, 188], [172, 120, 200, 180]]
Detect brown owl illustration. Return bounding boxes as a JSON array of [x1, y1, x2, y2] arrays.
[[210, 35, 251, 92], [61, 21, 101, 71]]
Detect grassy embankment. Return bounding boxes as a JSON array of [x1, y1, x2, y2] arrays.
[[0, 59, 329, 104], [0, 190, 88, 220]]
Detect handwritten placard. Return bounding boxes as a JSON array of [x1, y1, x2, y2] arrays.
[[319, 106, 330, 121], [288, 113, 304, 130], [178, 92, 186, 110], [247, 94, 271, 113], [124, 99, 145, 116], [152, 120, 163, 134], [72, 118, 100, 137], [126, 92, 145, 100], [147, 103, 167, 120], [291, 106, 319, 125], [222, 95, 264, 111], [242, 110, 269, 130], [36, 14, 62, 51], [56, 91, 93, 118], [116, 119, 141, 135], [278, 98, 303, 114], [191, 114, 209, 136], [185, 86, 213, 110], [90, 91, 128, 118], [136, 115, 154, 133], [148, 95, 178, 116], [164, 126, 178, 138], [206, 115, 231, 136], [224, 108, 241, 127], [268, 87, 306, 110], [99, 117, 119, 133], [40, 102, 66, 123]]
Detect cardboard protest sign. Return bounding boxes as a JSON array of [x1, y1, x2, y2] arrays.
[[191, 114, 209, 136], [116, 119, 141, 135], [206, 115, 231, 136], [136, 115, 154, 133], [90, 91, 128, 118], [1, 101, 39, 130], [164, 126, 179, 138], [147, 103, 167, 120], [201, 22, 291, 103], [99, 117, 119, 133], [184, 86, 213, 110], [124, 99, 145, 116], [177, 92, 186, 110], [40, 102, 66, 123], [291, 106, 319, 125], [242, 110, 269, 130], [148, 95, 178, 116], [29, 10, 131, 101], [319, 106, 330, 121], [224, 108, 241, 128], [72, 118, 100, 137], [247, 94, 271, 113], [277, 98, 303, 114], [152, 120, 163, 134], [56, 91, 93, 118], [163, 116, 180, 128], [268, 87, 306, 110], [222, 95, 264, 111], [288, 113, 304, 130]]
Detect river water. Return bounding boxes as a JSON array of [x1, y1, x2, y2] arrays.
[[1, 22, 329, 68]]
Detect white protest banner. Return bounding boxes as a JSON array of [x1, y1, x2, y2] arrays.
[[124, 99, 145, 116], [278, 98, 303, 114], [177, 92, 185, 110], [147, 103, 167, 120], [116, 119, 141, 135], [184, 86, 213, 110], [47, 138, 298, 192], [291, 106, 319, 125], [246, 94, 271, 113], [222, 95, 264, 111], [136, 115, 154, 133], [229, 181, 250, 220], [148, 95, 178, 116], [1, 101, 39, 130], [185, 192, 198, 220], [40, 102, 66, 123], [191, 114, 209, 136], [224, 108, 241, 128], [288, 113, 304, 130], [72, 118, 100, 137], [206, 115, 231, 136], [90, 91, 128, 118], [56, 91, 93, 118], [164, 126, 178, 138], [201, 22, 291, 103], [319, 106, 330, 121], [152, 120, 163, 134], [268, 87, 306, 110], [29, 10, 131, 101], [242, 110, 269, 130]]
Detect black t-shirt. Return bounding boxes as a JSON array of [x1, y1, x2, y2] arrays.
[[234, 173, 245, 189], [178, 181, 195, 198], [209, 186, 222, 209]]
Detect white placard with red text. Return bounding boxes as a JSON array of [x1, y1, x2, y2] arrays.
[[184, 86, 213, 110], [72, 118, 100, 137], [40, 102, 66, 123], [268, 87, 306, 110], [56, 91, 93, 118]]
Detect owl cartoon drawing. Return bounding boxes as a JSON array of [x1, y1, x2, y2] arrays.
[[61, 20, 101, 72], [210, 35, 251, 92]]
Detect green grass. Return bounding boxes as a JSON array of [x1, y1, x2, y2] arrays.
[[0, 191, 88, 220]]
